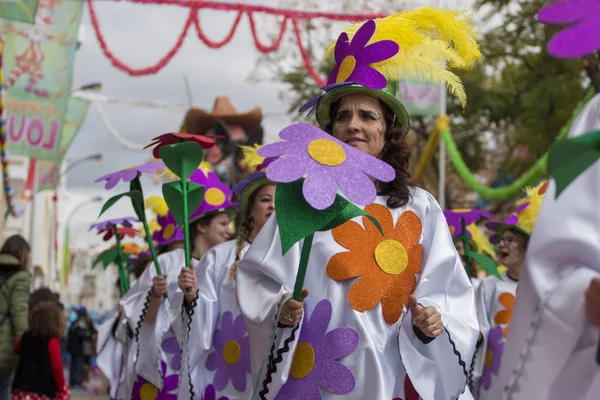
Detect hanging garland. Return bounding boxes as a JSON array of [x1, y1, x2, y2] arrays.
[[87, 0, 387, 84]]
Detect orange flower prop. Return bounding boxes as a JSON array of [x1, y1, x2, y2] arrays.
[[494, 292, 516, 338], [327, 203, 423, 325]]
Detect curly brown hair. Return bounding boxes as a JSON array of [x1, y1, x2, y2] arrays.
[[325, 99, 412, 209], [28, 301, 65, 339]]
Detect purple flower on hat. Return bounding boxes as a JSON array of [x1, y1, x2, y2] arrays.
[[161, 332, 181, 372], [443, 208, 493, 238], [485, 202, 530, 244], [274, 299, 359, 399], [152, 212, 184, 247], [257, 123, 395, 210], [201, 384, 229, 400], [189, 170, 235, 221], [538, 0, 600, 59], [95, 161, 165, 190], [131, 361, 178, 400], [480, 326, 505, 391], [205, 312, 251, 392], [327, 19, 399, 89]]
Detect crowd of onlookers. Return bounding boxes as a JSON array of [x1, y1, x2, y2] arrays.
[[0, 234, 99, 400]]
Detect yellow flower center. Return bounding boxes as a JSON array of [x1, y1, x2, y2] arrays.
[[336, 55, 357, 83], [223, 340, 241, 365], [449, 226, 455, 235], [205, 187, 226, 206], [453, 208, 472, 213], [140, 382, 158, 400], [163, 224, 175, 240], [290, 342, 315, 379], [374, 239, 408, 275], [485, 349, 493, 368], [307, 139, 346, 166]]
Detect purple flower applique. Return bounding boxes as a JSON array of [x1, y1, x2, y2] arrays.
[[206, 312, 251, 392], [131, 361, 178, 400], [480, 326, 505, 391], [200, 384, 229, 400], [161, 333, 181, 372], [274, 299, 360, 400]]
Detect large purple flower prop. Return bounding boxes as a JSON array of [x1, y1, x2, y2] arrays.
[[258, 123, 395, 210], [443, 208, 493, 238], [206, 312, 251, 392], [327, 20, 399, 88], [480, 326, 505, 391], [152, 212, 184, 247], [95, 161, 165, 190], [131, 361, 178, 400], [189, 170, 236, 221], [161, 333, 181, 372], [485, 202, 530, 244], [275, 299, 359, 399], [538, 0, 600, 59]]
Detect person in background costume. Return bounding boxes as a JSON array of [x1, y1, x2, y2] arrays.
[[237, 8, 482, 399]]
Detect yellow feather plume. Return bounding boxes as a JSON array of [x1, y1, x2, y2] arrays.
[[515, 180, 547, 235], [148, 218, 161, 234], [324, 7, 481, 106], [239, 144, 265, 173], [467, 224, 496, 259], [145, 196, 169, 217]]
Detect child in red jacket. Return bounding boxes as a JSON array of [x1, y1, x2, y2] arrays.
[[11, 301, 70, 400]]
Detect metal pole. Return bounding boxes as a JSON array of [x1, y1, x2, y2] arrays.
[[438, 83, 447, 209]]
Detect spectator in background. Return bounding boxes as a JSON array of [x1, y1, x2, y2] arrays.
[[82, 314, 97, 384], [66, 307, 93, 388], [0, 236, 31, 400], [11, 301, 69, 400]]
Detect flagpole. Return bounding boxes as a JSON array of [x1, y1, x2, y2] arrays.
[[438, 83, 447, 209]]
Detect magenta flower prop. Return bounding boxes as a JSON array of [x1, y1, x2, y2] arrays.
[[480, 326, 505, 391], [275, 299, 359, 399], [202, 385, 230, 400], [538, 0, 600, 58], [443, 208, 493, 238], [95, 161, 165, 190], [258, 123, 395, 210], [206, 312, 251, 392], [152, 212, 184, 248], [327, 20, 399, 88], [485, 202, 530, 244], [189, 170, 236, 222], [131, 361, 178, 400], [161, 333, 181, 372]]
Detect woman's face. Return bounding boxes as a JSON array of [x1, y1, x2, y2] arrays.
[[250, 184, 276, 233], [198, 212, 233, 247], [331, 94, 386, 157], [497, 229, 526, 269]]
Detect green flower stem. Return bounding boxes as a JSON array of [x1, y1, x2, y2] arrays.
[[113, 225, 129, 294], [293, 234, 314, 301], [442, 88, 594, 201], [460, 217, 472, 280]]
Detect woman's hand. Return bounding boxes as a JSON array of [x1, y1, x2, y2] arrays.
[[278, 289, 309, 326], [151, 275, 168, 299], [585, 277, 600, 326], [409, 295, 444, 338], [178, 268, 198, 304]]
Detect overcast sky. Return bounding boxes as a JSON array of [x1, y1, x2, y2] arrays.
[[53, 0, 477, 249]]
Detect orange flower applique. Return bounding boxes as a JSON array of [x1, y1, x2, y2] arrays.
[[494, 292, 516, 338], [327, 203, 423, 325]]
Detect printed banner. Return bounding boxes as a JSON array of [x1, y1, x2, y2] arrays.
[[2, 0, 84, 162], [0, 0, 39, 24], [35, 97, 89, 191], [397, 80, 443, 117]]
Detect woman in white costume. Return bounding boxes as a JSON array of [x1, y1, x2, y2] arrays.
[[472, 183, 545, 399], [236, 8, 482, 400], [489, 94, 600, 400], [175, 156, 276, 400], [119, 169, 234, 396]]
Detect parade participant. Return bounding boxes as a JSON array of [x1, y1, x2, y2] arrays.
[[175, 153, 276, 399], [120, 169, 235, 394], [236, 8, 482, 399], [473, 181, 545, 399]]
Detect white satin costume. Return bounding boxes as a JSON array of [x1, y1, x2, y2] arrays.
[[237, 188, 479, 400], [119, 248, 191, 397], [489, 94, 600, 400], [96, 309, 129, 399], [173, 240, 252, 400]]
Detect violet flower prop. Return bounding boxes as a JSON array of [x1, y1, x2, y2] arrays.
[[89, 217, 138, 232], [443, 208, 493, 238], [189, 170, 236, 221], [538, 0, 600, 58], [94, 161, 164, 190], [258, 123, 395, 210]]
